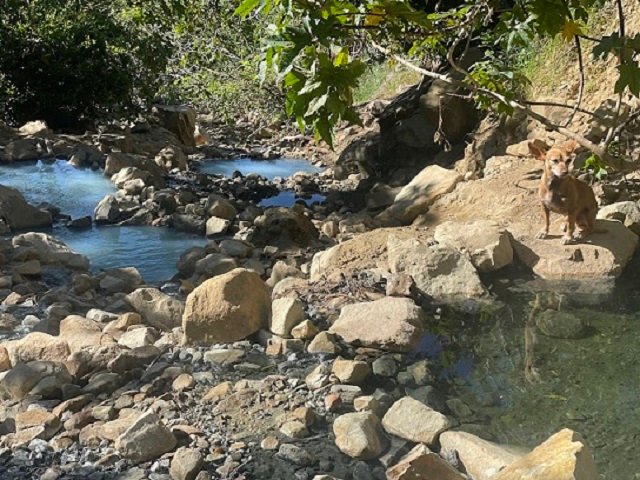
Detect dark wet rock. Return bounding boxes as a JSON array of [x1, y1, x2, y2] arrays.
[[172, 213, 206, 235], [536, 310, 588, 339], [94, 195, 122, 224], [0, 186, 53, 230]]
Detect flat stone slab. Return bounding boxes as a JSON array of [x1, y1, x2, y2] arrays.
[[510, 219, 638, 280]]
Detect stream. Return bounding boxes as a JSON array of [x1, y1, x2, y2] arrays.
[[0, 157, 323, 283]]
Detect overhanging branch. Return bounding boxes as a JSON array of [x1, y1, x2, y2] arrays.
[[370, 41, 639, 173]]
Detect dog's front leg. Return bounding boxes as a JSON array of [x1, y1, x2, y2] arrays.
[[562, 213, 576, 244], [536, 204, 550, 239]]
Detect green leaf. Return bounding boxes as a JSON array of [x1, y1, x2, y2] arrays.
[[615, 63, 640, 96], [305, 92, 328, 116], [235, 0, 260, 18]]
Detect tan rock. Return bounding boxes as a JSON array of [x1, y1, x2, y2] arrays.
[[331, 358, 371, 385], [59, 315, 105, 353], [126, 288, 185, 331], [3, 332, 70, 366], [182, 268, 271, 345], [0, 345, 11, 371], [388, 236, 487, 300], [270, 297, 305, 337], [382, 396, 451, 445], [118, 327, 158, 349], [202, 381, 232, 402], [386, 444, 465, 480], [440, 431, 523, 480], [492, 428, 598, 480], [329, 297, 425, 352], [173, 373, 195, 392], [15, 409, 61, 440], [170, 447, 204, 480], [378, 165, 462, 225], [307, 331, 340, 354], [434, 220, 513, 272], [511, 220, 638, 281], [333, 412, 386, 460], [115, 411, 177, 463], [291, 320, 319, 340]]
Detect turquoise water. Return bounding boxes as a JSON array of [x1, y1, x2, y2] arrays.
[[198, 157, 322, 180], [0, 159, 115, 218], [0, 160, 205, 283]]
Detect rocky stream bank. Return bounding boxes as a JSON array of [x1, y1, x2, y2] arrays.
[[0, 97, 638, 480]]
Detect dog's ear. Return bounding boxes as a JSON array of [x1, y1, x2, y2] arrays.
[[563, 139, 578, 154], [528, 142, 547, 161]]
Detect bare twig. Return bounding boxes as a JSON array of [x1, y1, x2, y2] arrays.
[[604, 0, 627, 146], [522, 100, 602, 119], [564, 34, 585, 127]]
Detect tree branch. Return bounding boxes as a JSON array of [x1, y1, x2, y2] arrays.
[[604, 0, 626, 146], [522, 100, 602, 120], [370, 41, 639, 172]]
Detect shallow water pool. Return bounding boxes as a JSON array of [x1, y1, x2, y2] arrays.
[[425, 263, 640, 480], [198, 157, 322, 180], [0, 160, 206, 283]]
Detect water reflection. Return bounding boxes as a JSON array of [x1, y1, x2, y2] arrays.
[[415, 263, 640, 479]]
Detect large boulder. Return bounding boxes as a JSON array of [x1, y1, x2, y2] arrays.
[[0, 361, 72, 400], [332, 412, 386, 460], [597, 201, 640, 235], [492, 429, 597, 480], [511, 220, 638, 280], [251, 208, 319, 249], [419, 79, 479, 144], [94, 195, 122, 224], [58, 315, 106, 353], [125, 288, 185, 331], [434, 220, 513, 272], [328, 297, 425, 352], [377, 165, 462, 225], [387, 236, 487, 301], [153, 105, 196, 147], [104, 152, 165, 179], [112, 166, 165, 189], [3, 332, 70, 366], [0, 186, 52, 230], [115, 412, 177, 463], [12, 233, 89, 270], [4, 138, 50, 161], [382, 396, 451, 445], [387, 444, 466, 480], [182, 268, 271, 345], [440, 431, 524, 480], [310, 227, 427, 281]]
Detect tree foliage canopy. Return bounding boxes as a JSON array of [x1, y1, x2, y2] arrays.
[[0, 0, 192, 127], [0, 0, 279, 128], [237, 0, 640, 164]]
